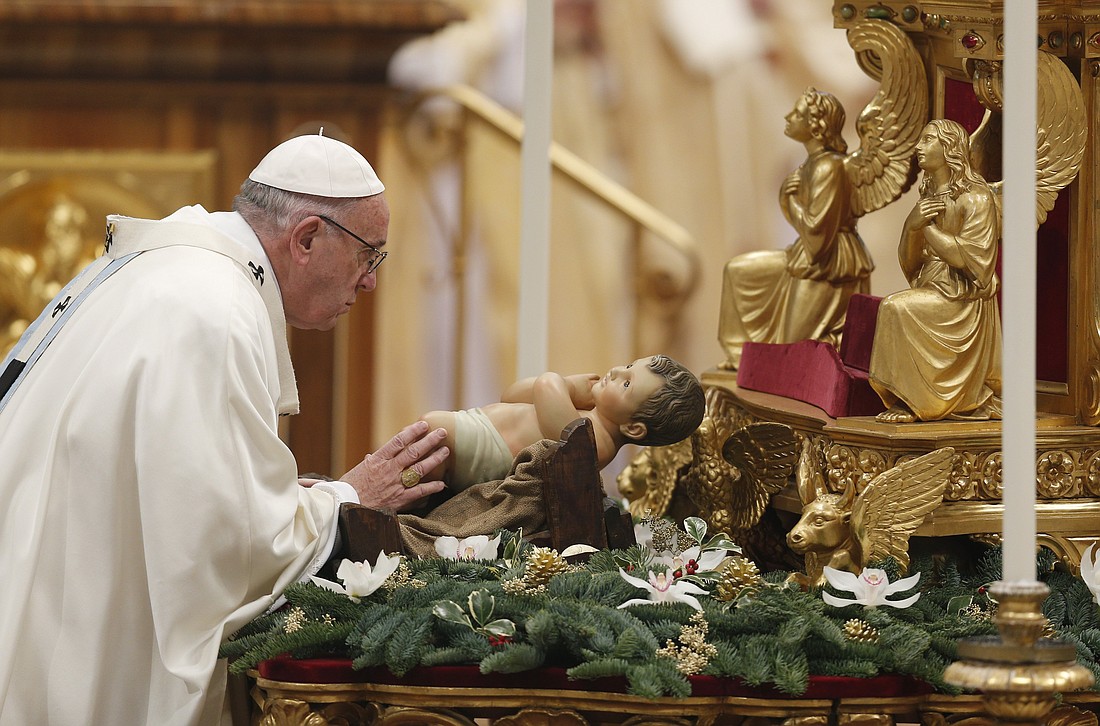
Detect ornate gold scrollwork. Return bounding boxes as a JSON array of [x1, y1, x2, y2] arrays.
[[1036, 450, 1083, 498], [619, 716, 696, 726], [377, 705, 477, 726], [824, 444, 886, 494], [259, 698, 333, 726], [1084, 359, 1100, 426], [494, 708, 589, 726]]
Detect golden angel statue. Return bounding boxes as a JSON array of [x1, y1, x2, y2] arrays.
[[869, 119, 1002, 422], [717, 19, 927, 369], [786, 440, 953, 589], [870, 51, 1086, 423]]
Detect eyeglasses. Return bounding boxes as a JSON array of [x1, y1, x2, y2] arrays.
[[316, 214, 387, 274]]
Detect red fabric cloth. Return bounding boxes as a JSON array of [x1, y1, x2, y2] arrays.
[[737, 339, 885, 418], [837, 294, 881, 373], [256, 656, 934, 699]]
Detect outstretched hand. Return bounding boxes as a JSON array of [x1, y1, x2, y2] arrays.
[[341, 421, 449, 512]]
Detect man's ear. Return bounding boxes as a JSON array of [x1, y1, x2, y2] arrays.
[[289, 216, 324, 265], [620, 421, 648, 442]]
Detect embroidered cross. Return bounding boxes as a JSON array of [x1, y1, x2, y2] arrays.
[[52, 295, 72, 318], [248, 262, 264, 285]]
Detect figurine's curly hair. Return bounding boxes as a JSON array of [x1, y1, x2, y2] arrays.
[[631, 355, 705, 447], [802, 87, 848, 154], [917, 118, 990, 199]]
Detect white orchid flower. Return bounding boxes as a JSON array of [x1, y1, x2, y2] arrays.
[[1080, 543, 1100, 604], [310, 552, 401, 603], [821, 566, 921, 609], [633, 521, 654, 550], [653, 544, 727, 576], [617, 567, 707, 611], [434, 534, 502, 561]]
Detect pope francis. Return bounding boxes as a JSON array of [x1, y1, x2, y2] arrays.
[[0, 134, 450, 724]]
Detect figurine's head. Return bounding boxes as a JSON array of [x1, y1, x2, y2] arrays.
[[917, 119, 986, 197], [788, 88, 847, 153], [594, 355, 704, 447]]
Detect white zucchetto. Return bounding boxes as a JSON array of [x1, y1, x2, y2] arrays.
[[248, 133, 385, 198]]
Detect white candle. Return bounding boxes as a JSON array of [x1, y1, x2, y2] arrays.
[[1001, 1, 1038, 582], [517, 0, 553, 378]]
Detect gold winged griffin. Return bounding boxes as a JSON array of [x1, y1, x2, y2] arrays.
[[617, 387, 799, 568], [786, 440, 954, 589]]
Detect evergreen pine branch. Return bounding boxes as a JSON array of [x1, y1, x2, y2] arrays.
[[228, 621, 354, 675], [973, 547, 1003, 585], [1043, 590, 1068, 625], [776, 615, 811, 646], [807, 658, 878, 677], [384, 611, 435, 676], [350, 611, 407, 669], [771, 649, 810, 695], [1065, 582, 1100, 629], [875, 621, 932, 669], [480, 643, 545, 673], [626, 659, 690, 699], [707, 641, 740, 679], [567, 657, 631, 680], [522, 610, 559, 651], [735, 635, 776, 686], [284, 582, 364, 621]]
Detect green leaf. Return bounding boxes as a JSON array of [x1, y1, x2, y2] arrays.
[[433, 600, 472, 628], [703, 536, 741, 553], [946, 595, 973, 616], [468, 589, 496, 625], [481, 619, 517, 638], [683, 517, 708, 544]]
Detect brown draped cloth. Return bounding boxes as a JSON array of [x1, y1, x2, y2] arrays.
[[398, 440, 555, 558]]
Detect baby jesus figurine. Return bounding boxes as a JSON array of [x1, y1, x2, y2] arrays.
[[421, 354, 705, 491]]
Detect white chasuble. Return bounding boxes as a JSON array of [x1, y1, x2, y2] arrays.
[[0, 209, 342, 725]]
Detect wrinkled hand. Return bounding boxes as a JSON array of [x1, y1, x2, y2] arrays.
[[341, 421, 449, 512]]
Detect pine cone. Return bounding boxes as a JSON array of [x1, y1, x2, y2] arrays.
[[715, 557, 763, 602], [843, 618, 880, 643], [524, 547, 569, 587]]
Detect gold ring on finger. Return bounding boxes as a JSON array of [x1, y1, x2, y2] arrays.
[[400, 468, 421, 488]]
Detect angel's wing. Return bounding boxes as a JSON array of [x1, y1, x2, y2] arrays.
[[851, 447, 954, 570], [844, 19, 929, 217], [968, 53, 1085, 229], [1034, 51, 1087, 226], [617, 438, 692, 519], [719, 422, 798, 530]]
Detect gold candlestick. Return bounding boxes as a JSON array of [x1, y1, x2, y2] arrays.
[[944, 581, 1094, 722]]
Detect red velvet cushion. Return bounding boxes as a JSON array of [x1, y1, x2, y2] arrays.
[[737, 340, 885, 418], [838, 294, 882, 372], [256, 656, 934, 699]]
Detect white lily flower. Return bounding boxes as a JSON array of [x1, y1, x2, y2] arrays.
[[1081, 543, 1100, 604], [434, 534, 502, 561], [310, 552, 401, 603], [653, 544, 727, 576], [821, 566, 921, 609], [617, 567, 707, 611]]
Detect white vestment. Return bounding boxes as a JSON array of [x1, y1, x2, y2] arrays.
[[0, 207, 342, 725]]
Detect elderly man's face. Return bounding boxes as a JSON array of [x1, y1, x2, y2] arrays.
[[288, 194, 389, 331]]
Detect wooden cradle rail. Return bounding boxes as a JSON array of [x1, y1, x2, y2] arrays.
[[244, 660, 1100, 726]]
